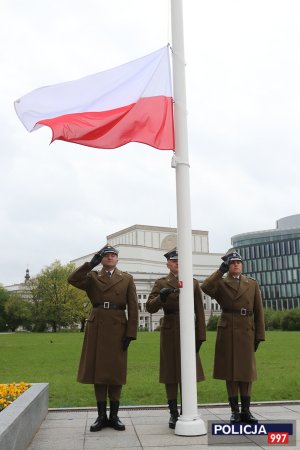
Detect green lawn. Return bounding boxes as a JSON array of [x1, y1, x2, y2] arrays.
[[0, 331, 299, 407]]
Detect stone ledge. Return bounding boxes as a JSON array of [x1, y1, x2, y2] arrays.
[[0, 383, 48, 450]]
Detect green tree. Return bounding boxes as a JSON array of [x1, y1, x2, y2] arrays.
[[69, 285, 91, 332], [4, 293, 31, 331], [33, 261, 78, 332], [27, 277, 48, 331], [0, 285, 10, 331]]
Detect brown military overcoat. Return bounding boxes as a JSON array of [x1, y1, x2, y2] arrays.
[[68, 262, 138, 385], [146, 272, 206, 384], [201, 270, 265, 382]]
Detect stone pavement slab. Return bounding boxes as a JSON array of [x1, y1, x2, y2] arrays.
[[27, 403, 300, 450]]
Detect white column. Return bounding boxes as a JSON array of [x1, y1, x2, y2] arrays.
[[171, 0, 206, 436]]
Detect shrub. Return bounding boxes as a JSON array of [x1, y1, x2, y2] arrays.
[[206, 315, 219, 331], [281, 308, 300, 331]]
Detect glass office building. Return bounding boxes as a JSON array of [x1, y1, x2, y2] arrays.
[[231, 214, 300, 310]]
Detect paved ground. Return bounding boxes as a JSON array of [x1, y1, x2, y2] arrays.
[[27, 402, 300, 449]]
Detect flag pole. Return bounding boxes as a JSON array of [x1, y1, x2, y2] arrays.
[[171, 0, 207, 436]]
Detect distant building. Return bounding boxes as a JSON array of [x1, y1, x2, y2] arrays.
[[5, 268, 32, 300], [232, 214, 300, 310], [71, 224, 223, 328]]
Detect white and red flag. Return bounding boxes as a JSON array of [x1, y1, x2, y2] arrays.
[[14, 46, 174, 150]]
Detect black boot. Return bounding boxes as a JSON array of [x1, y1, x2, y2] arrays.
[[240, 396, 258, 423], [229, 396, 241, 423], [168, 399, 179, 429], [90, 401, 108, 432], [108, 400, 125, 431]]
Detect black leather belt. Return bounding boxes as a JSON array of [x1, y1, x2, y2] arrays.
[[93, 302, 126, 310], [222, 308, 253, 316]]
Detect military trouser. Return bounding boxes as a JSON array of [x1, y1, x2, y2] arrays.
[[226, 381, 252, 397], [94, 384, 122, 401]]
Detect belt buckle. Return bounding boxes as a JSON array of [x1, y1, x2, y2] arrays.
[[241, 308, 247, 316], [104, 302, 110, 309]]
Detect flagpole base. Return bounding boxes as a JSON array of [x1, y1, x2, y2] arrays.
[[175, 415, 207, 436]]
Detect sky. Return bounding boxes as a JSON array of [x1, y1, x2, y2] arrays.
[[1, 0, 300, 286]]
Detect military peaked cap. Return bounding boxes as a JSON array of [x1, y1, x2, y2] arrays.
[[164, 247, 178, 260], [99, 244, 119, 256], [222, 250, 242, 263]]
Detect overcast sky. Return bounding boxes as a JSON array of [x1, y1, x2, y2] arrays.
[[1, 0, 300, 286]]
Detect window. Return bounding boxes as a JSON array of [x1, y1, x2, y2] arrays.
[[245, 247, 250, 259], [271, 272, 276, 284], [276, 271, 282, 283], [252, 259, 257, 272], [277, 257, 283, 270], [282, 271, 287, 283], [270, 243, 275, 256], [293, 254, 298, 267], [293, 269, 298, 282], [262, 259, 267, 271]]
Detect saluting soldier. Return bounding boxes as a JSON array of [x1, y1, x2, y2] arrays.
[[68, 244, 138, 432], [201, 250, 265, 424], [146, 248, 206, 429]]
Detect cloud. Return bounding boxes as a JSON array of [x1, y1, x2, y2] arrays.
[[1, 0, 300, 284]]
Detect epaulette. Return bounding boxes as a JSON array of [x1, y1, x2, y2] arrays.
[[247, 275, 257, 281]]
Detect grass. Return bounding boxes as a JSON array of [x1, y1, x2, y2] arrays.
[[0, 331, 299, 408]]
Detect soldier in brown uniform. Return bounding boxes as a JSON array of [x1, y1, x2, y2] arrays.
[[146, 248, 206, 429], [201, 250, 265, 424], [68, 244, 138, 432]]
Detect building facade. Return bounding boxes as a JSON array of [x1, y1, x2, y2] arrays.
[[231, 214, 300, 310], [71, 224, 223, 328]]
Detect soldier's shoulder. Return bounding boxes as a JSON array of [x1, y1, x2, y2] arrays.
[[118, 270, 132, 278], [243, 274, 257, 282], [154, 276, 167, 283]]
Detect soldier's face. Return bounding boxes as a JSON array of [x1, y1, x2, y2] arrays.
[[228, 260, 242, 276], [102, 253, 118, 270], [167, 259, 179, 276]]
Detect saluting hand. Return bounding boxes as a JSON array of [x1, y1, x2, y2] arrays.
[[89, 252, 103, 268]]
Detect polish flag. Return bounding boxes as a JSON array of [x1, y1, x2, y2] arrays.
[[14, 47, 174, 150]]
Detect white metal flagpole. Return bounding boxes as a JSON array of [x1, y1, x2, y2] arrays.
[[171, 0, 207, 436]]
